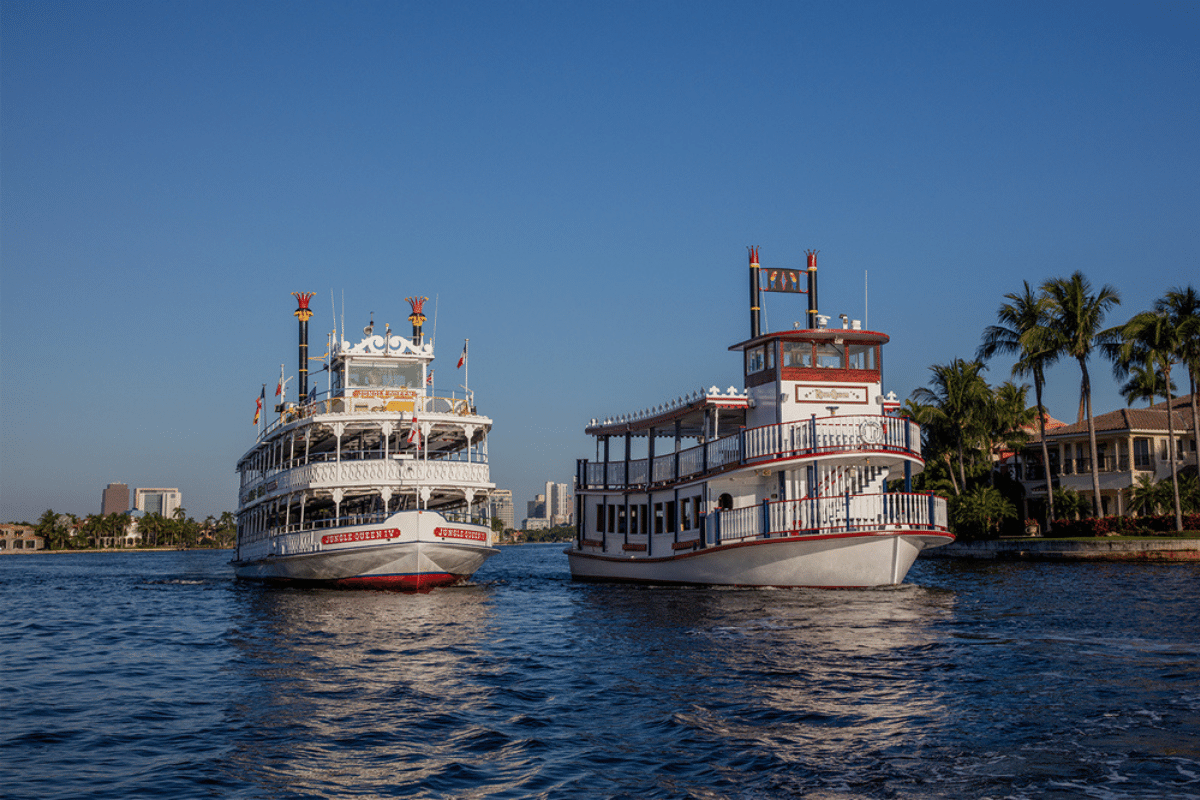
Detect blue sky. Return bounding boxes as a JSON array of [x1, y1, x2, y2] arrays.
[[2, 1, 1197, 524]]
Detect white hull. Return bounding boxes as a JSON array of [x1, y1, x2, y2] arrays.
[[233, 511, 498, 590], [566, 531, 950, 588]]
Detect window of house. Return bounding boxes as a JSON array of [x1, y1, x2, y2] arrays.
[[1134, 438, 1151, 469]]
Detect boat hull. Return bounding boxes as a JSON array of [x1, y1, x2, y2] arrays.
[[566, 530, 952, 588], [233, 540, 499, 590]]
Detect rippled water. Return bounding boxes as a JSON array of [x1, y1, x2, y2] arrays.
[[2, 546, 1198, 799]]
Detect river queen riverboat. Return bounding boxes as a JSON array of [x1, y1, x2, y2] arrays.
[[568, 248, 953, 587], [233, 293, 498, 589]]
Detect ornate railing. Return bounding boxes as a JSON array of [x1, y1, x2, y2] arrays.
[[240, 459, 491, 506], [579, 414, 921, 490], [706, 492, 948, 544]]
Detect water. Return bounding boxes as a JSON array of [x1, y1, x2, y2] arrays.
[[2, 546, 1198, 799]]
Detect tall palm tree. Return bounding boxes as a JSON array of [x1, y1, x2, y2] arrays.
[[978, 281, 1060, 528], [911, 358, 993, 495], [1039, 272, 1121, 517], [1120, 309, 1185, 531], [1159, 286, 1200, 473]]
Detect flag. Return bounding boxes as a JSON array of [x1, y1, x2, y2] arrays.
[[407, 413, 421, 448], [426, 370, 433, 386], [253, 386, 264, 424], [457, 340, 467, 368], [275, 381, 282, 397]]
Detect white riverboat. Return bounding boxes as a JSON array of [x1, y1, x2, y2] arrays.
[[567, 248, 952, 587], [233, 293, 498, 589]]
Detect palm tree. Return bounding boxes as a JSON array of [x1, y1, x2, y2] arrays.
[[1159, 286, 1200, 474], [910, 359, 993, 495], [978, 281, 1060, 529], [1119, 309, 1185, 530], [1129, 474, 1161, 516], [1039, 271, 1121, 517], [1119, 361, 1175, 407]]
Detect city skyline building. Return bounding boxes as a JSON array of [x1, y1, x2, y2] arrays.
[[489, 489, 515, 531], [134, 488, 182, 519], [102, 483, 129, 516]]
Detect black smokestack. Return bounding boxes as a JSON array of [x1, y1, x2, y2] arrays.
[[805, 250, 818, 329], [748, 246, 761, 338], [293, 292, 315, 405]]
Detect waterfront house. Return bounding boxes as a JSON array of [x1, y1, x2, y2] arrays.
[[0, 524, 45, 552], [1009, 394, 1198, 517]]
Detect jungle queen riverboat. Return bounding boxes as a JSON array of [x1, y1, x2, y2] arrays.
[[567, 248, 952, 587], [233, 293, 498, 589]]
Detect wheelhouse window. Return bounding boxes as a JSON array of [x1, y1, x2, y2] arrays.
[[346, 361, 423, 389], [782, 341, 812, 367], [815, 342, 844, 369], [848, 344, 877, 370], [745, 346, 767, 374]]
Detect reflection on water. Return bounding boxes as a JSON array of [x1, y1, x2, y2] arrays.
[[2, 548, 1198, 799]]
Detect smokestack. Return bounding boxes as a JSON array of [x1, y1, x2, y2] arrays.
[[748, 246, 761, 339], [293, 292, 315, 405], [805, 250, 819, 329], [407, 296, 428, 345]]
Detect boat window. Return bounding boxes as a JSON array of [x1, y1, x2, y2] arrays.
[[639, 504, 649, 534], [848, 344, 876, 370], [629, 505, 639, 535], [745, 346, 766, 374], [347, 362, 423, 389], [815, 342, 844, 369], [596, 504, 605, 534], [782, 341, 812, 368], [617, 506, 627, 535], [718, 493, 733, 510], [608, 505, 616, 534], [654, 503, 664, 534], [665, 501, 676, 533], [766, 345, 775, 370], [681, 498, 694, 530]]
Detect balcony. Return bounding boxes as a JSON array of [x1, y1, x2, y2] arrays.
[[579, 414, 921, 491]]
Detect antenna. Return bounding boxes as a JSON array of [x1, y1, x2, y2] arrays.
[[432, 294, 439, 350], [865, 269, 869, 330]]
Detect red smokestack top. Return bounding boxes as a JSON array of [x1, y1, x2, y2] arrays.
[[806, 250, 818, 269], [749, 245, 759, 266]]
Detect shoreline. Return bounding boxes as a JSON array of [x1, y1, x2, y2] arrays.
[[921, 537, 1200, 562]]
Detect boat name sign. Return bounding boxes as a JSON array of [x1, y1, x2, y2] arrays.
[[322, 528, 400, 545], [435, 527, 488, 542]]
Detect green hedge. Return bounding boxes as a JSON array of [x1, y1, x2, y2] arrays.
[[1047, 513, 1200, 537]]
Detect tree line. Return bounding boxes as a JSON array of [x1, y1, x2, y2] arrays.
[[28, 508, 237, 550], [904, 273, 1199, 537]]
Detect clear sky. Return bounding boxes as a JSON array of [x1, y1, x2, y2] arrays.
[[2, 1, 1197, 524]]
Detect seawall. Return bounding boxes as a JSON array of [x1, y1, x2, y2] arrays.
[[920, 538, 1200, 562]]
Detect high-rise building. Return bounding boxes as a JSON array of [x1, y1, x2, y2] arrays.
[[527, 494, 545, 520], [135, 488, 182, 519], [489, 490, 515, 531], [547, 481, 573, 525], [102, 483, 129, 516]]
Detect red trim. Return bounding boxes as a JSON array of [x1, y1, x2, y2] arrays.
[[783, 367, 879, 383], [242, 572, 467, 591]]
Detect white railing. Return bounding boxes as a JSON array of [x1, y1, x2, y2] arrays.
[[707, 492, 949, 545], [241, 459, 491, 506], [578, 414, 921, 490]]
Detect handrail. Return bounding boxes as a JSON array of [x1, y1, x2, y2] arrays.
[[708, 491, 949, 544], [580, 414, 921, 490]]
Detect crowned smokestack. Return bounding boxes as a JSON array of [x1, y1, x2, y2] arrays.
[[293, 292, 315, 405], [407, 296, 428, 346], [748, 246, 761, 339]]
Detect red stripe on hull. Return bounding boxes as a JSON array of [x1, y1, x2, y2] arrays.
[[241, 572, 467, 592]]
